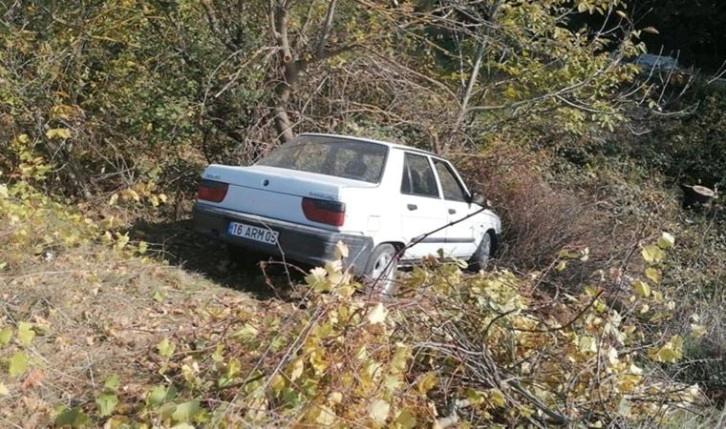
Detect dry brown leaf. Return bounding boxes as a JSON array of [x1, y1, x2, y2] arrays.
[[22, 369, 45, 389]]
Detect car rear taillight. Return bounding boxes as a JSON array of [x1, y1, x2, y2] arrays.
[[302, 197, 345, 226], [197, 179, 229, 203]]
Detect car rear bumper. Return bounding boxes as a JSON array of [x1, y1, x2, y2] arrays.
[[193, 202, 373, 274]]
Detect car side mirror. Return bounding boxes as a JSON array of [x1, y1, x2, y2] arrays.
[[469, 192, 486, 206]]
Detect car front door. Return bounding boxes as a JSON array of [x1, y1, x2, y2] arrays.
[[399, 152, 449, 261], [433, 159, 479, 258]]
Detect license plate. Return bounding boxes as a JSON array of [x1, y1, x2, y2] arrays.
[[227, 222, 279, 245]]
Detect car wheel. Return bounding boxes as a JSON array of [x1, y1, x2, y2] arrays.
[[468, 232, 492, 272], [364, 244, 399, 297]]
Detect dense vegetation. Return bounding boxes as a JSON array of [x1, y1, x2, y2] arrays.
[[1, 0, 724, 427]]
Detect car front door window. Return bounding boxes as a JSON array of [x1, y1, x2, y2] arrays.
[[434, 160, 468, 202], [433, 159, 478, 257]]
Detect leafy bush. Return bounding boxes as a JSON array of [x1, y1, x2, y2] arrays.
[[3, 226, 712, 427], [454, 146, 608, 271]]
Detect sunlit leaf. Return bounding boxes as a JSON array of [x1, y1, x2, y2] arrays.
[[632, 280, 651, 298], [578, 335, 597, 353], [390, 343, 410, 374], [231, 324, 258, 342], [327, 391, 343, 405], [657, 232, 675, 249], [368, 398, 390, 425], [157, 338, 176, 358], [95, 392, 118, 417], [334, 240, 349, 259], [649, 335, 683, 363], [417, 371, 437, 394], [146, 385, 175, 407], [489, 388, 506, 407], [172, 400, 201, 423], [104, 374, 120, 392], [314, 405, 336, 425], [17, 322, 35, 345], [288, 358, 304, 382], [8, 351, 28, 377], [641, 245, 664, 263], [367, 302, 387, 325], [392, 408, 417, 429], [0, 327, 12, 346], [644, 268, 661, 284], [0, 383, 9, 396], [45, 128, 72, 140], [690, 324, 707, 338]]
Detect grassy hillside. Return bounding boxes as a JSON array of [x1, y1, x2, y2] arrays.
[[2, 140, 725, 427], [2, 1, 725, 426]]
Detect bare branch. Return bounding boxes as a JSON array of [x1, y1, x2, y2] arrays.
[[315, 0, 338, 58]]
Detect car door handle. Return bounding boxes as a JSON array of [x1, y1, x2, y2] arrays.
[[448, 209, 456, 214], [407, 204, 418, 211]]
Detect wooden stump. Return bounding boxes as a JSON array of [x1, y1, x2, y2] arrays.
[[680, 184, 717, 209]]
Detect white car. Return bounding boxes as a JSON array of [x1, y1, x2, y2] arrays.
[[193, 133, 501, 294]]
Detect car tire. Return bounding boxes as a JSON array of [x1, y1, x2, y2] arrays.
[[363, 244, 399, 297], [468, 232, 492, 272]]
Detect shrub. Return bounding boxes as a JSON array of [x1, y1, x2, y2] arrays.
[[453, 145, 607, 270]]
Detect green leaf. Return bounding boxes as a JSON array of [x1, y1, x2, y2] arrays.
[[657, 232, 675, 249], [8, 351, 28, 377], [104, 374, 120, 392], [17, 322, 35, 345], [54, 406, 91, 427], [0, 327, 12, 346], [95, 392, 119, 417], [578, 335, 597, 353], [172, 400, 201, 423], [157, 338, 175, 358], [392, 408, 417, 429], [645, 267, 661, 284], [641, 245, 664, 263], [416, 371, 437, 394], [632, 280, 651, 298], [489, 388, 506, 407], [231, 324, 258, 342], [146, 385, 175, 407]]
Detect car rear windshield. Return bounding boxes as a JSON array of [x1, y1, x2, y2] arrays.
[[257, 135, 388, 183]]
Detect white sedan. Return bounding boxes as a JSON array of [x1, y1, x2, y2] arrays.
[[193, 133, 501, 294]]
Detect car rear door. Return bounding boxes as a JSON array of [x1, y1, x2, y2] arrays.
[[399, 152, 449, 261], [432, 158, 479, 258]]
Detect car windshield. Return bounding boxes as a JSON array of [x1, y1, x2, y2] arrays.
[[257, 135, 388, 183]]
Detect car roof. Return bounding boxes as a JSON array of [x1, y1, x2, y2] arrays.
[[298, 133, 438, 158]]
